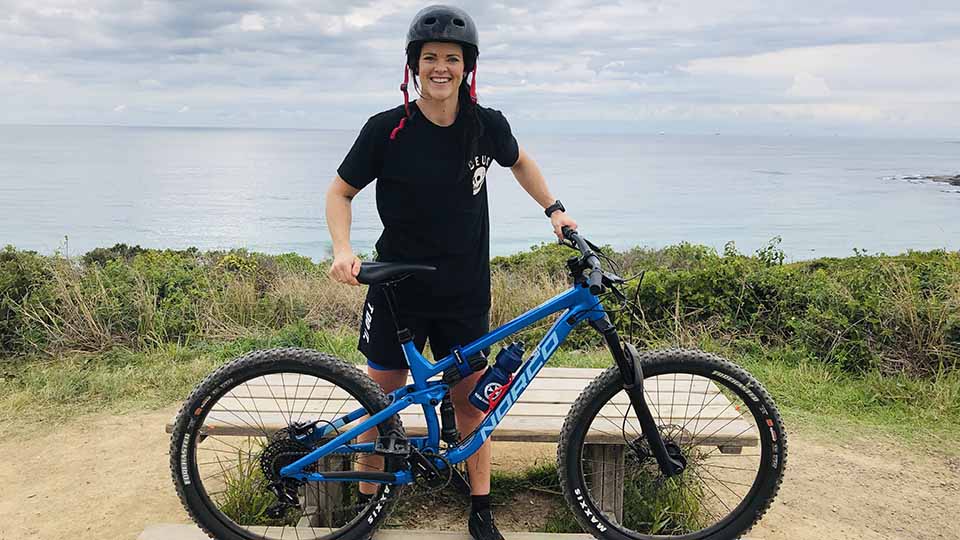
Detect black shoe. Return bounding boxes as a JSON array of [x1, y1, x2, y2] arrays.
[[468, 509, 505, 540]]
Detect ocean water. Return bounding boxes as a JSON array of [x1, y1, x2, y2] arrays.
[[1, 125, 958, 261]]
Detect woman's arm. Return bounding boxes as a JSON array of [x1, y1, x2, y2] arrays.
[[510, 147, 578, 238], [325, 175, 363, 286]]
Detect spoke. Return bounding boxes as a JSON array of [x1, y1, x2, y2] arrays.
[[694, 424, 756, 458], [241, 381, 272, 437], [700, 465, 751, 496], [296, 375, 326, 425], [679, 387, 724, 442], [590, 414, 638, 441], [204, 411, 269, 435], [263, 375, 292, 428], [697, 463, 757, 472], [689, 467, 733, 515]]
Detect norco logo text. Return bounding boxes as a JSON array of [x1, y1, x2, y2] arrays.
[[477, 331, 560, 441]]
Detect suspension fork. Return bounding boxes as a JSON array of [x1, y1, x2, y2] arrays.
[[590, 315, 685, 477]]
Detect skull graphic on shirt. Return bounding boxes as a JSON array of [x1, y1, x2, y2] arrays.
[[472, 166, 487, 195]]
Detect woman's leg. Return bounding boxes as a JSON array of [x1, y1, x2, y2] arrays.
[[358, 366, 408, 495], [450, 369, 491, 494]]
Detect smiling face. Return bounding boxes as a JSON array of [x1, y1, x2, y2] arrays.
[[417, 41, 465, 102]]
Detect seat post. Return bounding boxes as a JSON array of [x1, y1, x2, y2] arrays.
[[380, 283, 413, 343]]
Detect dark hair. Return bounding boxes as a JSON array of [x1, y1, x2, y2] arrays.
[[405, 41, 478, 75]]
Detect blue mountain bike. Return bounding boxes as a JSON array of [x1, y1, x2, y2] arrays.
[[171, 228, 786, 540]]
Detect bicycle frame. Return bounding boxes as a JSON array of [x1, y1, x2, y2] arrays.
[[279, 282, 606, 485]]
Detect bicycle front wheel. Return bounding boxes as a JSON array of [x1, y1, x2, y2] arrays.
[[169, 348, 405, 540], [558, 349, 786, 540]]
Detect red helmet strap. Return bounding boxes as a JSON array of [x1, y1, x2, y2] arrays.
[[390, 65, 412, 140], [469, 65, 478, 104]]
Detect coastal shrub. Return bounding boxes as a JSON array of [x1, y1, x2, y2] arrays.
[[0, 246, 55, 353], [81, 243, 147, 267], [128, 250, 212, 342], [0, 243, 957, 378]]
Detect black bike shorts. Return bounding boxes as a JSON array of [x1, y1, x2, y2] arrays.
[[357, 285, 489, 371]]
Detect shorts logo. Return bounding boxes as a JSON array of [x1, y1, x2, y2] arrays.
[[467, 154, 492, 196], [362, 302, 374, 343]]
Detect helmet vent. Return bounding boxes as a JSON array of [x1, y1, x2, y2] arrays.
[[423, 16, 437, 25], [453, 18, 465, 26]]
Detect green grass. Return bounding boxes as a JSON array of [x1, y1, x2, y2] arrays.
[[0, 325, 361, 438], [554, 341, 960, 449], [2, 326, 958, 448]]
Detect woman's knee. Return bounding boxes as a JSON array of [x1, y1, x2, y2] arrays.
[[366, 366, 408, 394]]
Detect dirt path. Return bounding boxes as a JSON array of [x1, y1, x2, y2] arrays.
[[1, 408, 958, 540]]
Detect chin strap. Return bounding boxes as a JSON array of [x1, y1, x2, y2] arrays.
[[389, 65, 412, 140]]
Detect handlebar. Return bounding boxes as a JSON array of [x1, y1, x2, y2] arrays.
[[561, 226, 604, 295]]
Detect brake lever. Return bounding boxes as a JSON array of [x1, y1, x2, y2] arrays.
[[605, 271, 626, 284], [584, 237, 604, 253]]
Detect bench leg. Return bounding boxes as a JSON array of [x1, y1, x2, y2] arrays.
[[584, 443, 625, 524], [718, 445, 742, 455], [299, 454, 352, 527]]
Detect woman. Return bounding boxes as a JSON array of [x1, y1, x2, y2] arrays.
[[326, 5, 577, 539]]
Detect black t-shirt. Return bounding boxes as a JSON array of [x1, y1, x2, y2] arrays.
[[337, 102, 520, 317]]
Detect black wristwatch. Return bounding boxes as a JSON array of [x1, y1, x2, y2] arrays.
[[544, 199, 565, 218]]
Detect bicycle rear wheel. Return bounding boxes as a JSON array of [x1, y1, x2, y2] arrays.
[[170, 348, 405, 540], [558, 349, 786, 540]]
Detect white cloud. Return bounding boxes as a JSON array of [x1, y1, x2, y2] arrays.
[[112, 104, 126, 112], [0, 0, 958, 135], [786, 73, 830, 98], [239, 13, 265, 32]]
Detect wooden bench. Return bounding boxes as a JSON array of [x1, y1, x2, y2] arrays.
[[166, 366, 758, 526]]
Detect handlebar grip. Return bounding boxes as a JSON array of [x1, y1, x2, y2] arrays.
[[588, 266, 603, 295]]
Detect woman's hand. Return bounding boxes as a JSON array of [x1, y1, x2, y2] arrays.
[[551, 211, 578, 240], [329, 251, 362, 286]]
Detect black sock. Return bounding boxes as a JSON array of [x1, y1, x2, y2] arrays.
[[471, 494, 490, 513]]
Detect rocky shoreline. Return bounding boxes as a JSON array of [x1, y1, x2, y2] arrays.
[[899, 174, 960, 186]]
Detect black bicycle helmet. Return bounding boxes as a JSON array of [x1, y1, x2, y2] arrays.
[[405, 4, 478, 71], [390, 5, 480, 140]]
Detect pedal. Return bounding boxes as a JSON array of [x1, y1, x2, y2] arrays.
[[409, 450, 446, 488], [374, 433, 411, 456]]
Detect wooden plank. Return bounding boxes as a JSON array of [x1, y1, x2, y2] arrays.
[[584, 444, 624, 523], [232, 376, 722, 395], [247, 367, 703, 384], [211, 388, 722, 408], [208, 388, 720, 407], [187, 412, 758, 447], [208, 400, 742, 424]]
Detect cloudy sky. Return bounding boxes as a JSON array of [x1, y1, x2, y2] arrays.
[[2, 0, 959, 136]]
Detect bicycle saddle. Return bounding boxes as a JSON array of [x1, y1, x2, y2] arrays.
[[356, 262, 437, 285]]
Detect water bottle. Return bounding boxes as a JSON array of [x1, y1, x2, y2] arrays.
[[469, 342, 525, 411]]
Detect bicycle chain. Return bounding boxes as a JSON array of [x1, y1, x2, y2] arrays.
[[261, 435, 463, 520]]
